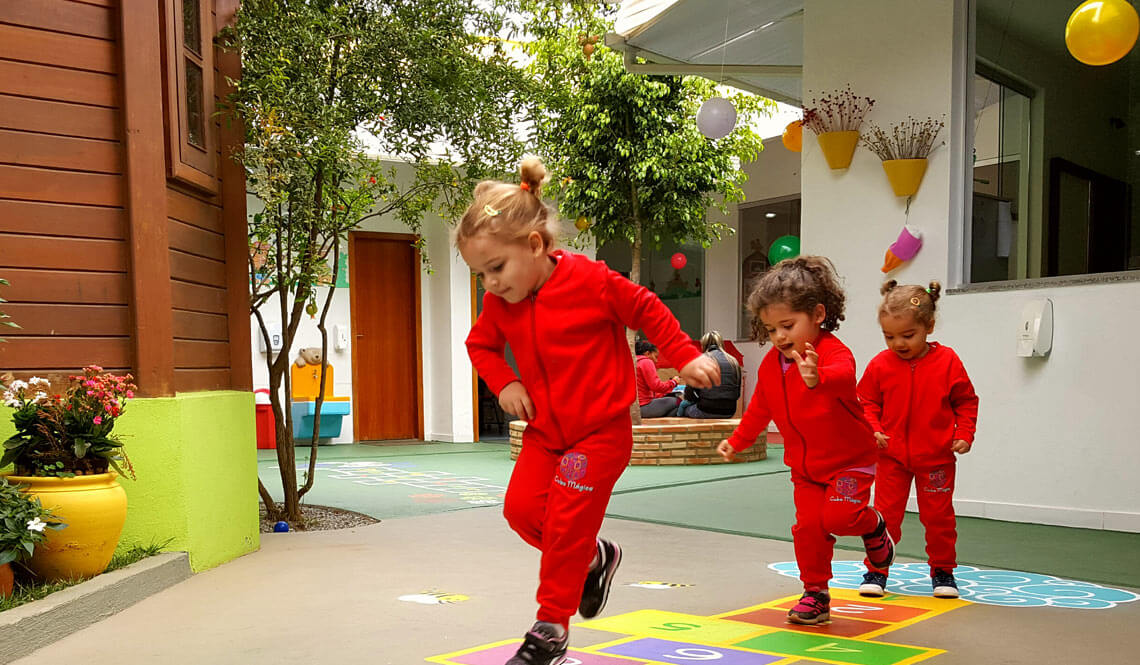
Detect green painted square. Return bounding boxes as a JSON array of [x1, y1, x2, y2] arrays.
[[735, 631, 930, 665]]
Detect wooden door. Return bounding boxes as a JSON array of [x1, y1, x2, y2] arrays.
[[350, 233, 423, 440]]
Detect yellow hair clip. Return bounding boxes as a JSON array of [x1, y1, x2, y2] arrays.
[[483, 204, 501, 217], [910, 296, 922, 306]]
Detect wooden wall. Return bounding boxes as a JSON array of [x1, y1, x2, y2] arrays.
[[0, 0, 252, 396]]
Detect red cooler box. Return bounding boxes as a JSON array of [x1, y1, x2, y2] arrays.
[[255, 389, 276, 449]]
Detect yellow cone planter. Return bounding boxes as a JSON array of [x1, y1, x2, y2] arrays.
[[882, 158, 928, 197], [7, 473, 127, 582], [816, 130, 860, 169]]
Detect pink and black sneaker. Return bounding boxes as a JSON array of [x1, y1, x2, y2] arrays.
[[862, 512, 896, 570], [506, 622, 568, 665], [787, 590, 831, 625]]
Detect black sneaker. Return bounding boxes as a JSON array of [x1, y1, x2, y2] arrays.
[[578, 538, 622, 618], [932, 568, 959, 598], [862, 512, 896, 570], [859, 570, 888, 597], [787, 590, 831, 625], [506, 622, 568, 665]]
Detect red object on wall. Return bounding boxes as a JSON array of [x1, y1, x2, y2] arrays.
[[255, 389, 276, 450]]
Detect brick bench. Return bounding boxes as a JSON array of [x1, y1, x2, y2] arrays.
[[507, 417, 766, 466]]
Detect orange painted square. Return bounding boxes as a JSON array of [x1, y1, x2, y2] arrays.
[[775, 599, 931, 623], [723, 609, 883, 638]]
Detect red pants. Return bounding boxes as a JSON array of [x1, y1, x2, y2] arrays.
[[792, 470, 880, 591], [865, 455, 957, 573], [503, 416, 632, 627]]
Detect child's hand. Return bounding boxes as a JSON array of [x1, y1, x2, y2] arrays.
[[790, 342, 819, 388], [680, 355, 721, 388], [951, 439, 972, 454], [499, 381, 535, 421], [716, 439, 737, 462], [874, 432, 889, 449]]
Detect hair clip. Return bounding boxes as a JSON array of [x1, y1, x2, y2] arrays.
[[483, 204, 501, 217], [520, 182, 531, 192], [910, 296, 922, 306], [925, 287, 931, 293]]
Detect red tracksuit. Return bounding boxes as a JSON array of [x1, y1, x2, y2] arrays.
[[725, 330, 879, 591], [466, 250, 700, 627], [858, 342, 979, 573], [635, 355, 678, 406]]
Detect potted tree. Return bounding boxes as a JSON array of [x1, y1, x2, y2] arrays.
[[0, 478, 63, 597], [862, 116, 946, 198], [802, 85, 876, 169], [1, 368, 136, 582]]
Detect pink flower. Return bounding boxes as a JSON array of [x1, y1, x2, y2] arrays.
[[93, 416, 103, 425], [126, 391, 134, 398]]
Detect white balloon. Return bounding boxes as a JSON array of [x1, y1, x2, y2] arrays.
[[696, 97, 737, 139]]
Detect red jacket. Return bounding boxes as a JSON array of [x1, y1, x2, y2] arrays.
[[726, 330, 876, 482], [858, 343, 979, 469], [635, 356, 678, 406], [467, 250, 700, 449]]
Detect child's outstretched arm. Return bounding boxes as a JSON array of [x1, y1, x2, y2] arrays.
[[466, 305, 532, 418], [717, 382, 772, 461], [948, 353, 979, 453], [799, 341, 855, 391], [602, 268, 720, 388], [857, 365, 889, 448]]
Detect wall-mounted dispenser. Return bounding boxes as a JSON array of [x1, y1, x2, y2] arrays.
[[1016, 299, 1053, 358]]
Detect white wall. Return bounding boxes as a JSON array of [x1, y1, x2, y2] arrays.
[[249, 162, 475, 444], [797, 0, 1140, 531]]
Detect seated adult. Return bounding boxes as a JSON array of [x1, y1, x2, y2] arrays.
[[678, 331, 741, 418], [635, 339, 681, 419]]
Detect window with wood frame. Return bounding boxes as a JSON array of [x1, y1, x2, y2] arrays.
[[162, 0, 219, 193]]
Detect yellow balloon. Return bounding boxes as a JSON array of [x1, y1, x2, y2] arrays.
[[781, 120, 803, 152], [1066, 0, 1139, 66], [574, 216, 590, 231]]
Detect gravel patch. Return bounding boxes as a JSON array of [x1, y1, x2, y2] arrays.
[[258, 502, 379, 533]]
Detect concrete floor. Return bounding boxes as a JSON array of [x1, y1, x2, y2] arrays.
[[15, 507, 1140, 664]]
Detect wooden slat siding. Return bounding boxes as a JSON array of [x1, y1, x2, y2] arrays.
[[0, 235, 128, 271], [173, 339, 231, 369], [119, 0, 173, 396], [171, 281, 227, 313], [0, 24, 117, 73], [0, 200, 124, 239], [0, 337, 131, 369], [173, 368, 233, 392], [2, 268, 128, 304], [0, 1, 116, 40], [0, 95, 120, 141], [0, 166, 123, 206], [72, 0, 116, 8], [0, 130, 122, 175], [0, 303, 130, 336], [172, 310, 229, 341], [0, 61, 118, 108], [169, 250, 227, 288], [216, 0, 253, 391], [168, 219, 225, 260], [167, 187, 223, 233]]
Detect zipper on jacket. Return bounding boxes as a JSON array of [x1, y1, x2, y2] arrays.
[[781, 367, 811, 482], [905, 361, 916, 468], [530, 293, 568, 449]]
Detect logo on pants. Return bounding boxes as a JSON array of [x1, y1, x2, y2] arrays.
[[925, 468, 950, 492], [836, 475, 859, 497], [560, 452, 588, 482]]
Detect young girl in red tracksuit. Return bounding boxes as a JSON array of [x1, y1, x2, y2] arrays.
[[857, 280, 979, 599], [717, 256, 895, 626], [457, 158, 721, 665]]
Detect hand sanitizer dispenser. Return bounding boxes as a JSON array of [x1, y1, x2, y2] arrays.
[[1017, 299, 1053, 357]]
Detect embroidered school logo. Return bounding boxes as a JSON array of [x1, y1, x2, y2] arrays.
[[928, 469, 948, 489], [836, 476, 859, 497], [560, 452, 588, 482]]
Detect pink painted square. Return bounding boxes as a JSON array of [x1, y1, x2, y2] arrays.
[[449, 642, 645, 665]]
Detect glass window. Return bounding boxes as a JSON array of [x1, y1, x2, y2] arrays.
[[596, 240, 705, 340], [971, 0, 1138, 282], [183, 0, 201, 55], [738, 197, 800, 339], [185, 59, 205, 148]]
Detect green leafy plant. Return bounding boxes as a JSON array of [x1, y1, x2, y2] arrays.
[[0, 478, 64, 566], [2, 368, 137, 478]]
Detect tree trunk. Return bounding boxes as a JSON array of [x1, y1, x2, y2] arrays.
[[628, 218, 643, 426]]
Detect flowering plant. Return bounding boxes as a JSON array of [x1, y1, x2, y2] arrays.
[[801, 85, 876, 134], [2, 367, 137, 478], [861, 116, 946, 161], [0, 477, 64, 565]]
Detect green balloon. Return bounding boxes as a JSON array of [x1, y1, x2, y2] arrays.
[[768, 235, 801, 265]]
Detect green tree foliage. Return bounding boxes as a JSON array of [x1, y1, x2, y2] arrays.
[[223, 0, 527, 522]]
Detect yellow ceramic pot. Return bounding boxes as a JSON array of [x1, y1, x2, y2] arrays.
[[816, 130, 860, 169], [5, 473, 127, 582], [881, 158, 928, 197]]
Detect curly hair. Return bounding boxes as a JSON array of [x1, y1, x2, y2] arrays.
[[453, 156, 557, 250], [879, 279, 942, 327], [747, 255, 846, 343]]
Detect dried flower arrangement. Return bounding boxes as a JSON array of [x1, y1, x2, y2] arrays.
[[801, 85, 876, 134], [862, 116, 946, 161]]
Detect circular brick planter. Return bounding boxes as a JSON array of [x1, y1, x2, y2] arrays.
[[508, 418, 766, 466]]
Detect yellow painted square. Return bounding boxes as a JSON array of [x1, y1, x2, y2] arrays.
[[576, 609, 774, 644]]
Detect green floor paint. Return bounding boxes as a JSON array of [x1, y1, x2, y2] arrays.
[[736, 631, 930, 665]]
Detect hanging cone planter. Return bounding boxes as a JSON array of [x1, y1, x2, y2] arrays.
[[881, 158, 928, 197], [816, 130, 860, 169]]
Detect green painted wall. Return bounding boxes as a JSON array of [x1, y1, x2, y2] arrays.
[[0, 391, 260, 572]]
